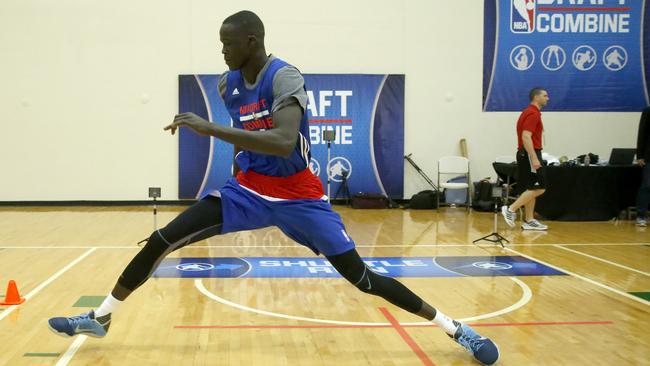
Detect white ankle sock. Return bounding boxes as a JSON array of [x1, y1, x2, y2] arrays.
[[95, 294, 122, 317], [432, 310, 459, 335]]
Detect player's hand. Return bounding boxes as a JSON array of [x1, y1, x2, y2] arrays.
[[532, 159, 542, 170], [639, 159, 646, 167], [164, 113, 213, 136]]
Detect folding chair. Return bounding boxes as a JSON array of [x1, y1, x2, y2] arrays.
[[437, 156, 471, 211]]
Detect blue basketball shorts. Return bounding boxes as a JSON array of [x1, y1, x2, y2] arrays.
[[211, 178, 356, 256]]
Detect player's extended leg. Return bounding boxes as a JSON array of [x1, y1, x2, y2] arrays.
[[48, 195, 224, 338], [327, 249, 499, 365], [273, 198, 499, 364], [112, 196, 224, 300]]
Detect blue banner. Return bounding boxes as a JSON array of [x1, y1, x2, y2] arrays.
[[484, 0, 650, 111], [153, 256, 566, 278], [178, 74, 404, 199]]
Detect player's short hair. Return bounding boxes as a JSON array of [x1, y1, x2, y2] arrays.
[[223, 10, 265, 37], [529, 87, 546, 101]]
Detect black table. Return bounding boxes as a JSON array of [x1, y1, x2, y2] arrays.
[[493, 163, 642, 221]]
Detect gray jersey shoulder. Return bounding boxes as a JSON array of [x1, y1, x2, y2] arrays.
[[217, 66, 308, 113], [271, 66, 308, 113]]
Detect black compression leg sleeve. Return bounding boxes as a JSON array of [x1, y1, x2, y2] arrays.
[[117, 230, 170, 292], [326, 249, 424, 314], [117, 196, 223, 292]]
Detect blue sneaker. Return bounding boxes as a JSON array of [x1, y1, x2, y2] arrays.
[[452, 322, 499, 365], [48, 310, 110, 338]]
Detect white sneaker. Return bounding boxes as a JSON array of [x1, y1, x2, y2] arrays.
[[501, 206, 516, 228], [636, 217, 647, 227], [522, 219, 548, 231]]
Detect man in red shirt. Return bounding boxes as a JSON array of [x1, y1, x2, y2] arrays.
[[501, 88, 549, 231]]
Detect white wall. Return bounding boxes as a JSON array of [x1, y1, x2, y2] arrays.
[[0, 0, 641, 200]]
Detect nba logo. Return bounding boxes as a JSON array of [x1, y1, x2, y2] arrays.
[[511, 0, 536, 33]]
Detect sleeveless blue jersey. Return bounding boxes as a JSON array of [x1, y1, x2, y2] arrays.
[[214, 59, 353, 256], [223, 58, 311, 177]]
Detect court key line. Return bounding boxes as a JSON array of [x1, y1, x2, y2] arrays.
[[175, 320, 614, 329], [0, 248, 96, 322], [554, 245, 650, 277], [194, 277, 532, 326], [504, 247, 650, 307]]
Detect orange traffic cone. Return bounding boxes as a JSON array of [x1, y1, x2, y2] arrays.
[[0, 280, 25, 305]]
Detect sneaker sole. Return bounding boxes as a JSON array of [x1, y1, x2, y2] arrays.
[[47, 321, 106, 338], [521, 226, 548, 231]]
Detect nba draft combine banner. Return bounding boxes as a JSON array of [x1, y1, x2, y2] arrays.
[[483, 0, 650, 111], [178, 74, 404, 199]]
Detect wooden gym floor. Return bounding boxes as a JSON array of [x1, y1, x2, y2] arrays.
[[0, 206, 648, 365]]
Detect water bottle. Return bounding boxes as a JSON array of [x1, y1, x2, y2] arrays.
[[584, 153, 590, 166]]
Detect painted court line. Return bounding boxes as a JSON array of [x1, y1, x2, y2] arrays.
[[554, 245, 650, 277], [55, 335, 87, 366], [195, 277, 531, 325], [0, 248, 96, 321], [379, 307, 435, 366], [24, 353, 60, 357], [505, 247, 650, 307], [174, 320, 613, 329]]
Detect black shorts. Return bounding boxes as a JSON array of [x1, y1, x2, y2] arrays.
[[516, 149, 546, 191]]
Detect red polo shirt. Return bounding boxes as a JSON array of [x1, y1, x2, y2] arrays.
[[517, 104, 543, 150]]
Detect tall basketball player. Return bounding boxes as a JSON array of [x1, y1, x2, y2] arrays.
[[48, 11, 499, 365]]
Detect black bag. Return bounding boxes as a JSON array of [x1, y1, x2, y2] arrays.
[[351, 193, 389, 209], [472, 179, 495, 212], [407, 190, 438, 209], [576, 153, 599, 164]]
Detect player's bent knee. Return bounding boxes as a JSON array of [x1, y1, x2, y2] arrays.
[[141, 230, 171, 256], [118, 231, 171, 291], [334, 261, 375, 294], [327, 249, 390, 296], [352, 267, 382, 295]]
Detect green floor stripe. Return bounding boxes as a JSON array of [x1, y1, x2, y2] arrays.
[[23, 353, 60, 357], [73, 295, 106, 307], [630, 292, 650, 301]]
